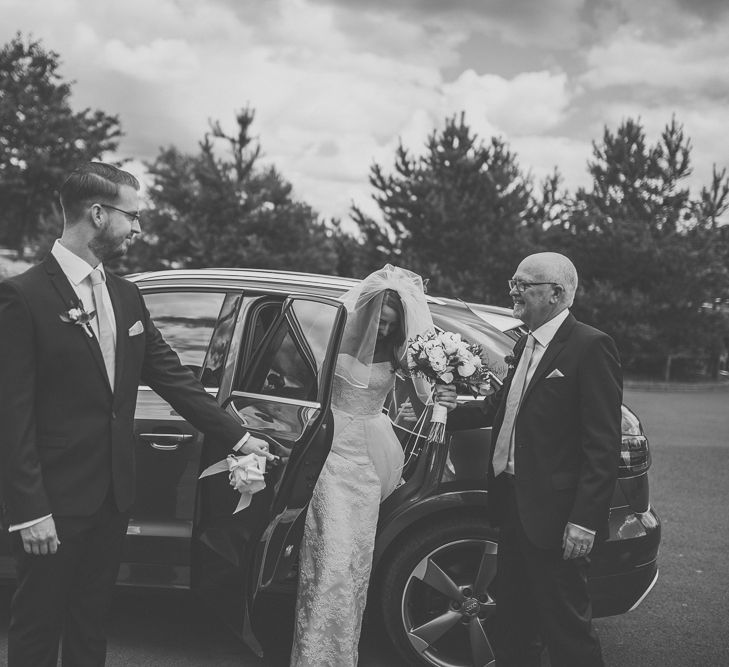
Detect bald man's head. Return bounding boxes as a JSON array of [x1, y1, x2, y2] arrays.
[[509, 252, 578, 330]]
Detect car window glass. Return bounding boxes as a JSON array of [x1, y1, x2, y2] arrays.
[[144, 291, 225, 378], [249, 300, 283, 356], [238, 299, 338, 401], [200, 293, 241, 388]]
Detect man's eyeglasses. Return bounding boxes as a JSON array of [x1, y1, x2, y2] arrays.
[[99, 204, 141, 222], [508, 280, 559, 294]]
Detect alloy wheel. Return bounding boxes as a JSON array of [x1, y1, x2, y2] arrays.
[[400, 538, 498, 667]]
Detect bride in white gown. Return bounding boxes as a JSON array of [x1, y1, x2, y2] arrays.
[[290, 265, 434, 667]]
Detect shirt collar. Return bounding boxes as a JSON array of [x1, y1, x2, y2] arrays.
[[530, 308, 570, 349], [51, 240, 105, 286]]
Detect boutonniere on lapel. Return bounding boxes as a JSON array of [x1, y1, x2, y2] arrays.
[[504, 354, 517, 370], [59, 304, 96, 338]]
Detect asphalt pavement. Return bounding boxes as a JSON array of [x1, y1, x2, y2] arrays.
[[1, 387, 728, 666]]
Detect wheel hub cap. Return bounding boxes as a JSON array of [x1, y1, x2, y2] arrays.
[[461, 597, 480, 617]]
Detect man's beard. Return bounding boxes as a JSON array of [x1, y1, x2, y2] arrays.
[[89, 224, 129, 262]]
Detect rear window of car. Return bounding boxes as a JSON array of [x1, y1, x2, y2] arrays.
[[143, 290, 225, 374]]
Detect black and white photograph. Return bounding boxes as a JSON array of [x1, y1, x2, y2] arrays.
[[1, 1, 728, 665]]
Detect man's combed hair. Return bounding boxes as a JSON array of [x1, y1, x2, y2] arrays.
[[60, 162, 139, 224]]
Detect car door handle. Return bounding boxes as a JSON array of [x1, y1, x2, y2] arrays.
[[139, 433, 194, 451]]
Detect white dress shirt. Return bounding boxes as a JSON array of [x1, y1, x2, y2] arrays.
[[51, 240, 117, 343]]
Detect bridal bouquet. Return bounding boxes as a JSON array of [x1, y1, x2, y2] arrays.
[[405, 331, 491, 444]]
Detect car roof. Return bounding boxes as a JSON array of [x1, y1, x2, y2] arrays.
[[465, 301, 524, 333], [126, 267, 522, 332]]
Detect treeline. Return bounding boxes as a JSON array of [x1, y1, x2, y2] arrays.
[[2, 34, 729, 380]]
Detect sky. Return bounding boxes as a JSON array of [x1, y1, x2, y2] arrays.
[[3, 0, 729, 223]]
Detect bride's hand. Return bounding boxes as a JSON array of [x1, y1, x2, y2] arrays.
[[396, 399, 417, 423]]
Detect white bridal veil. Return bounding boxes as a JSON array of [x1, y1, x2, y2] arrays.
[[336, 264, 434, 403]]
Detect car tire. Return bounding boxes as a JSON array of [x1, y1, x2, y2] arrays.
[[377, 515, 500, 667]]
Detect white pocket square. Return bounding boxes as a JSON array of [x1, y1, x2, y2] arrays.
[[128, 320, 144, 336], [546, 368, 564, 379]]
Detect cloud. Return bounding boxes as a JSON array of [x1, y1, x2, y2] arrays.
[[442, 69, 571, 136], [103, 39, 200, 82], [309, 0, 588, 50], [581, 25, 729, 94], [2, 0, 727, 225], [575, 2, 729, 198], [511, 134, 592, 191]]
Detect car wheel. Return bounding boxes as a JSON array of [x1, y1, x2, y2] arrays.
[[378, 516, 499, 667]]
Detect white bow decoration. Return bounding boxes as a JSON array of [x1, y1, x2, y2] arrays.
[[199, 453, 267, 513]]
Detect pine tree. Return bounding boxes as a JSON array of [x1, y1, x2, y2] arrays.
[[123, 108, 338, 274], [0, 33, 121, 255], [558, 117, 729, 379], [350, 113, 541, 303]]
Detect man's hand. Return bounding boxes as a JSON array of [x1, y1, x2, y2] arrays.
[[20, 516, 60, 556], [434, 384, 458, 412], [239, 434, 277, 461], [562, 522, 595, 560]]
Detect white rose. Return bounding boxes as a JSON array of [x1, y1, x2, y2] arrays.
[[429, 350, 447, 368], [458, 361, 476, 377], [441, 332, 461, 355], [440, 371, 454, 383], [431, 357, 447, 373], [456, 342, 471, 358]]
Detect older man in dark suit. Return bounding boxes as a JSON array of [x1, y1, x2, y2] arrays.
[[0, 162, 272, 666], [438, 252, 622, 666]]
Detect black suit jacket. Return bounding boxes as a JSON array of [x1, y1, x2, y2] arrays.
[[0, 254, 245, 526], [449, 313, 622, 549]]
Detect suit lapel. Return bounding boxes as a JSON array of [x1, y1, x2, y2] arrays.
[[521, 313, 576, 405], [105, 274, 126, 396], [43, 254, 113, 395]]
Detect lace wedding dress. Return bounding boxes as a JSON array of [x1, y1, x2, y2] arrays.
[[290, 361, 404, 667]]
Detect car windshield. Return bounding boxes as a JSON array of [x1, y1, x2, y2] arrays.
[[429, 302, 513, 381]]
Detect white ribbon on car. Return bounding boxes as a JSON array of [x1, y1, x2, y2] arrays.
[[199, 453, 267, 513]]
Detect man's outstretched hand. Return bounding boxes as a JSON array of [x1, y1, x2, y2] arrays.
[[240, 434, 277, 461]]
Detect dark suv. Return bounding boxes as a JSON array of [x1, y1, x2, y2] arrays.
[[0, 268, 661, 667]]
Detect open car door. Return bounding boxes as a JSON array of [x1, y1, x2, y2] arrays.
[[191, 294, 346, 655]]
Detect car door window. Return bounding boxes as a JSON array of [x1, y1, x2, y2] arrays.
[[237, 299, 337, 402], [144, 291, 225, 385], [200, 293, 241, 388], [236, 299, 284, 381]]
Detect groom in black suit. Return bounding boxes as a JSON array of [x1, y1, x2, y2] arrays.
[[0, 162, 272, 666], [439, 252, 622, 666]]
